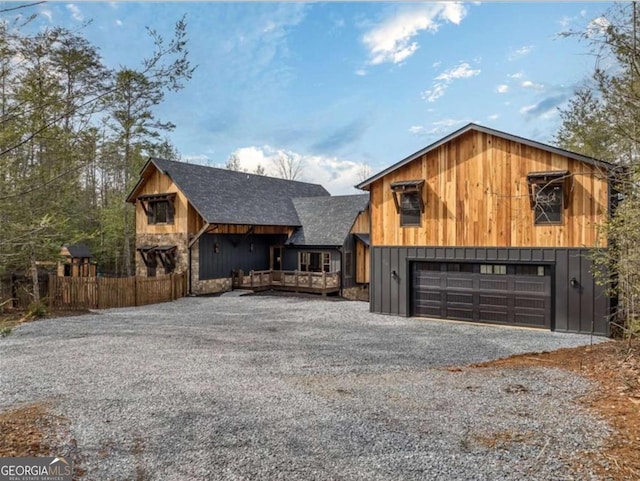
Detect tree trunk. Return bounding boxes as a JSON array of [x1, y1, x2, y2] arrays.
[[30, 248, 40, 305], [123, 202, 132, 276]]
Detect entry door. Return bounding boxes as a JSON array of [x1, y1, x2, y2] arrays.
[[271, 246, 283, 270]]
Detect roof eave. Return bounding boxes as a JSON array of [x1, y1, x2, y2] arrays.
[[356, 123, 614, 189]]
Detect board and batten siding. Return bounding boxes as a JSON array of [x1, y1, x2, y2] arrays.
[[134, 166, 194, 235], [350, 206, 370, 235], [351, 205, 371, 284], [369, 130, 609, 248], [370, 246, 610, 335]]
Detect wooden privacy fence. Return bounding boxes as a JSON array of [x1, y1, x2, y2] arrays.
[[48, 273, 187, 310]]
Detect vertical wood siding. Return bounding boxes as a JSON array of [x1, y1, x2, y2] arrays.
[[134, 166, 196, 235], [370, 130, 609, 248]]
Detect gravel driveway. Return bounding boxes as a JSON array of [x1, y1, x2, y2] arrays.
[[1, 295, 609, 480]]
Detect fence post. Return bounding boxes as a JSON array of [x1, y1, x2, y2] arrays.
[[48, 274, 55, 311]]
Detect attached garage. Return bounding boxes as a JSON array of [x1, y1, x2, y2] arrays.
[[411, 262, 551, 329], [369, 247, 610, 335]]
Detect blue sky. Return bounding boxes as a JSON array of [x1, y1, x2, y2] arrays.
[[15, 1, 613, 194]]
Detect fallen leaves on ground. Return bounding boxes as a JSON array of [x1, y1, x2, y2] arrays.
[[472, 339, 640, 480]]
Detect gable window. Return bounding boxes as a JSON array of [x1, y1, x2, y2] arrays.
[[534, 184, 563, 224], [400, 192, 422, 226], [149, 200, 172, 224], [138, 193, 176, 225], [299, 251, 331, 272], [527, 171, 571, 226], [390, 180, 425, 227]]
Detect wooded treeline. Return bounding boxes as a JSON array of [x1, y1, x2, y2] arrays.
[[555, 2, 640, 337], [0, 11, 194, 284]]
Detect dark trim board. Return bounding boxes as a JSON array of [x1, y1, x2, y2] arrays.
[[370, 246, 611, 336]]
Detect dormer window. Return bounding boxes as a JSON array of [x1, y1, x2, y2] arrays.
[[391, 180, 424, 227], [526, 171, 571, 225], [138, 193, 176, 225]]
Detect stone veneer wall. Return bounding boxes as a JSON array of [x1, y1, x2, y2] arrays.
[[342, 284, 369, 302], [135, 233, 188, 277], [189, 239, 232, 295]]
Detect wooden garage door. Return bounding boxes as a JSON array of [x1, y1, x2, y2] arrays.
[[411, 262, 551, 329]]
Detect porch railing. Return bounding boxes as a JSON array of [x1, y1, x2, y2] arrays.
[[232, 270, 340, 293]]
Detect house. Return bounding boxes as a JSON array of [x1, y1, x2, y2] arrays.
[[356, 123, 614, 335], [284, 194, 370, 300], [126, 158, 369, 297], [58, 243, 96, 277]]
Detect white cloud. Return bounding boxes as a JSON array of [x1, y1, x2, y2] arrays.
[[508, 45, 533, 61], [435, 62, 480, 81], [432, 61, 442, 69], [409, 125, 426, 134], [509, 71, 524, 79], [488, 114, 499, 121], [115, 19, 123, 27], [423, 118, 471, 137], [432, 118, 466, 128], [362, 3, 467, 65], [521, 80, 545, 90], [421, 61, 480, 103], [587, 16, 610, 37], [421, 82, 447, 103], [559, 16, 571, 29], [497, 84, 509, 94], [355, 69, 367, 76], [519, 104, 536, 115], [227, 146, 365, 195], [66, 4, 83, 21], [40, 9, 53, 22]]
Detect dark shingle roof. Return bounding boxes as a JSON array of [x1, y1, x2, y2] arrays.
[[286, 194, 369, 246], [62, 243, 92, 258], [141, 158, 330, 226]]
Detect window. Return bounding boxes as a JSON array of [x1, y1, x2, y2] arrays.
[[390, 180, 425, 227], [299, 251, 331, 272], [139, 193, 176, 225], [526, 171, 570, 226], [480, 264, 507, 275], [515, 265, 547, 276], [400, 192, 422, 226], [446, 263, 474, 273], [534, 184, 563, 225], [148, 200, 173, 224]]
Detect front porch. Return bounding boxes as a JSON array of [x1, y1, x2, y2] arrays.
[[232, 269, 341, 295]]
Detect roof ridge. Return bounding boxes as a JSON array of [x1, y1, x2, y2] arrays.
[[150, 157, 326, 188]]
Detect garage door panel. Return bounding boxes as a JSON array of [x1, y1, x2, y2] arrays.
[[514, 280, 547, 293], [445, 307, 474, 320], [514, 297, 546, 309], [412, 262, 551, 329], [446, 277, 473, 289], [515, 313, 547, 326], [447, 292, 473, 304], [478, 310, 509, 324], [479, 294, 509, 307], [479, 279, 509, 291]]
